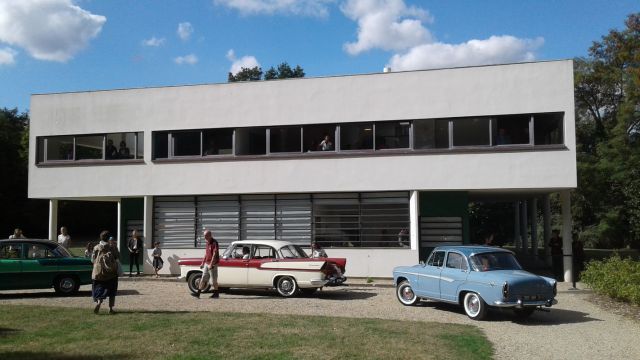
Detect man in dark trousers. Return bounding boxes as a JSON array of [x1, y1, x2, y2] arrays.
[[191, 230, 220, 299], [549, 229, 563, 281], [127, 229, 143, 276]]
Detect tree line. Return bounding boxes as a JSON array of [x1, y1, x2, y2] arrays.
[[2, 15, 638, 248]]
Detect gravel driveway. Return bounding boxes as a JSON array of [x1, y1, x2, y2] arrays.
[[2, 280, 639, 360]]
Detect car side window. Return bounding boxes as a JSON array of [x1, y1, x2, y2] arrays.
[[27, 244, 57, 259], [427, 251, 445, 267], [0, 243, 23, 259], [446, 252, 468, 270], [253, 245, 277, 259], [280, 246, 296, 259]]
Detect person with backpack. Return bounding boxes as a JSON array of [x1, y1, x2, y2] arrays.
[[91, 230, 119, 314]]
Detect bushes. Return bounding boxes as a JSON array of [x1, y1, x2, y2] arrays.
[[581, 255, 640, 305]]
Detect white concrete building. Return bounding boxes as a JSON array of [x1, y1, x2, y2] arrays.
[[29, 60, 577, 279]]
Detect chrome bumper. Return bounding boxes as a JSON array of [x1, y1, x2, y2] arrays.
[[493, 299, 557, 308]]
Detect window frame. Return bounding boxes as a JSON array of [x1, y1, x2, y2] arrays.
[[36, 132, 144, 164]]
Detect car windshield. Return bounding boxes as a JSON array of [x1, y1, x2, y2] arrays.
[[470, 252, 522, 271], [280, 245, 309, 259]]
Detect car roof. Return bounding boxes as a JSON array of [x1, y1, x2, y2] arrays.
[[0, 238, 59, 246], [433, 245, 513, 257], [230, 240, 300, 248]]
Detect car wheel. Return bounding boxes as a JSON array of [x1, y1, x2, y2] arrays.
[[396, 280, 419, 306], [513, 307, 536, 319], [463, 292, 487, 320], [54, 275, 79, 295], [187, 272, 211, 294], [276, 276, 298, 297]]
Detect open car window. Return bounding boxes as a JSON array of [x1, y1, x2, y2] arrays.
[[252, 245, 277, 259], [27, 244, 67, 259]]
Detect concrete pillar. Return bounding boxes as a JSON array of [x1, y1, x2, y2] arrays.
[[520, 200, 528, 253], [560, 190, 573, 282], [543, 194, 551, 264], [143, 196, 154, 274], [530, 198, 538, 257], [514, 201, 520, 250], [116, 200, 122, 252], [409, 190, 419, 251], [48, 199, 58, 241]]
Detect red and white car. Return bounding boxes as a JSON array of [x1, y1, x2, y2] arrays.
[[178, 240, 347, 297]]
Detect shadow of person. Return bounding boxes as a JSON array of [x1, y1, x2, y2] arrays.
[[166, 254, 181, 274]]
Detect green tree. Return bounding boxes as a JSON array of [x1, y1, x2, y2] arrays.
[[228, 62, 305, 82], [264, 62, 305, 80], [228, 66, 263, 82], [573, 13, 640, 248]]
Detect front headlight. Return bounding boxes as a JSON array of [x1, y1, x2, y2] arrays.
[[502, 281, 509, 298]]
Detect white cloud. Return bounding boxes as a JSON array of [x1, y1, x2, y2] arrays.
[[174, 53, 198, 65], [142, 36, 165, 47], [0, 47, 17, 65], [0, 0, 106, 62], [177, 22, 194, 41], [214, 0, 334, 18], [341, 0, 433, 55], [226, 49, 260, 74], [387, 36, 544, 71]]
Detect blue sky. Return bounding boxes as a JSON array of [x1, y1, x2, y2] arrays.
[[0, 0, 637, 112]]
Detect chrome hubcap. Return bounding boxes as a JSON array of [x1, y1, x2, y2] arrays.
[[401, 286, 414, 301], [61, 279, 73, 290], [280, 279, 293, 293], [468, 296, 479, 315]]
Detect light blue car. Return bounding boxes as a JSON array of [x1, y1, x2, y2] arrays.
[[393, 246, 557, 320]]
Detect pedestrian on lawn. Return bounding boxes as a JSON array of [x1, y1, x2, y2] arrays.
[[191, 230, 220, 299]]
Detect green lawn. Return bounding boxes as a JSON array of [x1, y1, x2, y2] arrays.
[[0, 305, 493, 360]]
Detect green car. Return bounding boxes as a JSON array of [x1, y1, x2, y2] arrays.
[[0, 239, 93, 295]]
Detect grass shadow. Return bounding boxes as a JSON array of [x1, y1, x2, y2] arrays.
[[0, 289, 140, 300], [0, 352, 130, 360], [0, 328, 20, 338]]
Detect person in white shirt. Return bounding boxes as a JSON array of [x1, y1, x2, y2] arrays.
[[57, 226, 71, 249], [8, 228, 25, 239]]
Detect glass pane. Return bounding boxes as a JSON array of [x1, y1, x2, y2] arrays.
[[172, 131, 201, 156], [136, 132, 144, 159], [75, 135, 103, 160], [340, 123, 373, 150], [494, 114, 530, 145], [270, 126, 301, 153], [37, 138, 45, 163], [375, 121, 410, 150], [452, 117, 490, 146], [153, 131, 169, 159], [203, 129, 233, 156], [534, 112, 564, 145], [106, 133, 135, 159], [414, 119, 449, 149], [235, 128, 266, 155], [46, 136, 74, 161], [303, 124, 335, 152]]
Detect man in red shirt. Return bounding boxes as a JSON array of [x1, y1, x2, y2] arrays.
[[191, 230, 220, 298]]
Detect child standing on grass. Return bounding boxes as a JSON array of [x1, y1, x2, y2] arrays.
[[152, 242, 163, 278]]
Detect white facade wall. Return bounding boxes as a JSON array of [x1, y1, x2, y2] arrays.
[[28, 60, 577, 277]]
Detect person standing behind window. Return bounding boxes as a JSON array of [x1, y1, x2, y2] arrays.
[[57, 226, 71, 249], [127, 229, 143, 276], [118, 141, 130, 159]]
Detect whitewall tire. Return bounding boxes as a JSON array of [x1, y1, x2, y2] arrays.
[[396, 280, 419, 306]]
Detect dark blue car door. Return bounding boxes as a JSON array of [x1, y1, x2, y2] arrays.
[[439, 251, 470, 302], [418, 250, 445, 299]]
